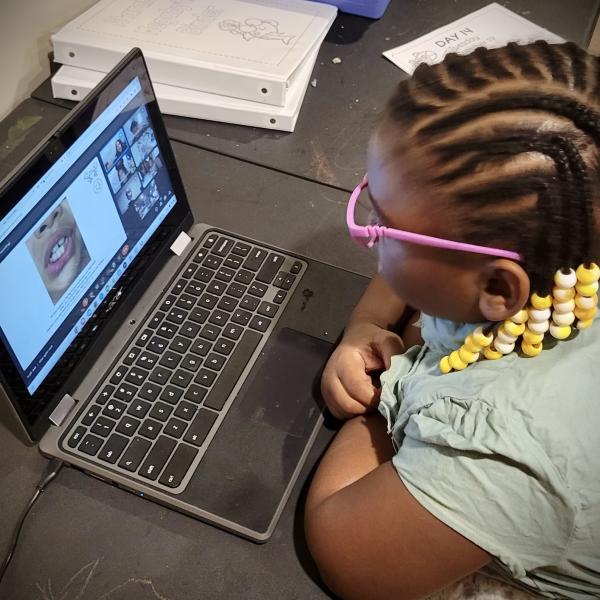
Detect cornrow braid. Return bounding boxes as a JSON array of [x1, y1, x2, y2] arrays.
[[382, 41, 600, 294]]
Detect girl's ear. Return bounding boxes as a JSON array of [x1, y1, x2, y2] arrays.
[[478, 260, 530, 322]]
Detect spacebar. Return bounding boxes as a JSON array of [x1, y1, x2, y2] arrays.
[[203, 329, 262, 411]]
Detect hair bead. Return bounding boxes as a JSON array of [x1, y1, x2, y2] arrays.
[[575, 262, 600, 285], [554, 268, 577, 289], [549, 322, 572, 339], [496, 328, 518, 344], [574, 306, 597, 321], [528, 307, 551, 321], [576, 319, 594, 330], [510, 309, 528, 324], [503, 320, 525, 336], [530, 293, 552, 309], [553, 298, 576, 314], [458, 346, 479, 363], [575, 281, 599, 296], [521, 341, 543, 356], [493, 339, 515, 354], [483, 345, 503, 360], [439, 356, 452, 373], [523, 329, 544, 344], [528, 319, 550, 334], [552, 286, 576, 301], [575, 293, 598, 309], [449, 350, 468, 370], [552, 310, 575, 326]]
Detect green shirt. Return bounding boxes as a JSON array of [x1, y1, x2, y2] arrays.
[[379, 314, 600, 599]]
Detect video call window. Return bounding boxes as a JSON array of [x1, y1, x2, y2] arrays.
[[25, 198, 91, 304]]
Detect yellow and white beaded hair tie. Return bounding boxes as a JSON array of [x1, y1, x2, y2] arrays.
[[439, 262, 599, 374]]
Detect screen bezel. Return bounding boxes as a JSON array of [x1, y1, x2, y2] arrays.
[[0, 48, 193, 441]]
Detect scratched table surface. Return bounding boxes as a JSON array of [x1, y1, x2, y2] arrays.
[[0, 96, 376, 600], [32, 0, 600, 192]]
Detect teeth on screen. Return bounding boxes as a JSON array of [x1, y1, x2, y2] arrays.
[[49, 237, 67, 263]]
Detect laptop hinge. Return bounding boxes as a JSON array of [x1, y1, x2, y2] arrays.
[[49, 394, 78, 427], [170, 231, 192, 256]]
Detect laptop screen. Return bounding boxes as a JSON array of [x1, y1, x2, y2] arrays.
[[0, 56, 187, 412]]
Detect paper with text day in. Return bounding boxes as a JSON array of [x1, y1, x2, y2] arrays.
[[383, 3, 563, 75]]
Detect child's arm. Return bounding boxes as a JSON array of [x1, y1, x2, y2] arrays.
[[321, 273, 418, 419]]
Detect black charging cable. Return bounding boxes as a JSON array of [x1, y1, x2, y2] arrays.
[[0, 458, 64, 585]]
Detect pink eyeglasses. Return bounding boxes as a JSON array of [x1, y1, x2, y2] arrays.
[[346, 176, 522, 261]]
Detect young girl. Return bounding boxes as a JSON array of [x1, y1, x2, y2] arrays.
[[304, 41, 600, 600]]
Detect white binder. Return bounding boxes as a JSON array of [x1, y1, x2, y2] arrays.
[[51, 45, 319, 132], [52, 0, 336, 107]]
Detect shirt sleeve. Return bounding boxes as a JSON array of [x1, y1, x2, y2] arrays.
[[391, 396, 577, 578]]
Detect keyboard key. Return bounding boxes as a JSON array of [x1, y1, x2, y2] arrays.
[[139, 418, 163, 440], [215, 267, 235, 283], [180, 321, 201, 338], [165, 309, 187, 326], [159, 295, 177, 312], [194, 368, 217, 388], [98, 433, 128, 464], [222, 323, 243, 341], [206, 280, 227, 296], [139, 436, 176, 481], [174, 400, 197, 421], [273, 290, 287, 304], [135, 329, 152, 346], [125, 367, 149, 385], [290, 261, 303, 274], [256, 253, 284, 283], [163, 418, 189, 440], [67, 426, 86, 448], [82, 404, 101, 426], [214, 337, 235, 356], [231, 242, 250, 256], [193, 248, 208, 263], [282, 273, 296, 290], [194, 267, 214, 283], [149, 366, 171, 385], [217, 295, 237, 312], [136, 351, 159, 370], [213, 237, 235, 257], [96, 385, 115, 405], [176, 294, 196, 310], [181, 354, 202, 372], [148, 336, 168, 354], [170, 336, 191, 353], [203, 254, 222, 269], [184, 384, 207, 404], [119, 437, 152, 472], [208, 310, 229, 326], [234, 269, 253, 285], [114, 383, 136, 402], [203, 330, 261, 411], [148, 312, 165, 329], [139, 382, 162, 402], [258, 301, 278, 317], [160, 385, 183, 404], [157, 322, 178, 339], [91, 416, 116, 437], [224, 254, 243, 269], [128, 400, 152, 418], [242, 248, 267, 271], [159, 443, 198, 487], [159, 351, 182, 369], [116, 416, 141, 436], [172, 278, 187, 294], [79, 434, 103, 456], [226, 282, 246, 298], [249, 315, 271, 333], [200, 324, 221, 341], [273, 272, 286, 288], [198, 293, 218, 310], [171, 369, 193, 388], [203, 233, 218, 248], [103, 400, 127, 420], [183, 409, 218, 447], [231, 309, 251, 326], [189, 307, 209, 324], [240, 295, 259, 311], [110, 366, 128, 385], [149, 402, 173, 422], [248, 282, 268, 297], [190, 339, 212, 357], [181, 263, 198, 279], [185, 281, 205, 296], [123, 348, 140, 366], [205, 353, 226, 371]]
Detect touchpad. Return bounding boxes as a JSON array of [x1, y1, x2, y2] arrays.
[[238, 327, 331, 437], [184, 327, 334, 535]]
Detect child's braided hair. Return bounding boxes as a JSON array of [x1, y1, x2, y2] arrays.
[[383, 41, 600, 295]]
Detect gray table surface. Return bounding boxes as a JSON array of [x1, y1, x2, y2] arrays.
[[0, 97, 374, 600], [32, 0, 600, 191]]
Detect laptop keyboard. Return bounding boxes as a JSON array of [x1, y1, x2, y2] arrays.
[[62, 231, 306, 493]]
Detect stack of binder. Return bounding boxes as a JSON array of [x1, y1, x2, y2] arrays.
[[50, 0, 337, 132]]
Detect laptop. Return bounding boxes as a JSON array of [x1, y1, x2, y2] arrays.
[[0, 48, 367, 541]]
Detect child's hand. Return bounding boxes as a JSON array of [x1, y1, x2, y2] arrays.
[[321, 323, 405, 419]]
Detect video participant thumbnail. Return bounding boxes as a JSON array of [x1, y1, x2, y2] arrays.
[[124, 105, 150, 145], [25, 199, 91, 304], [100, 128, 127, 172]]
